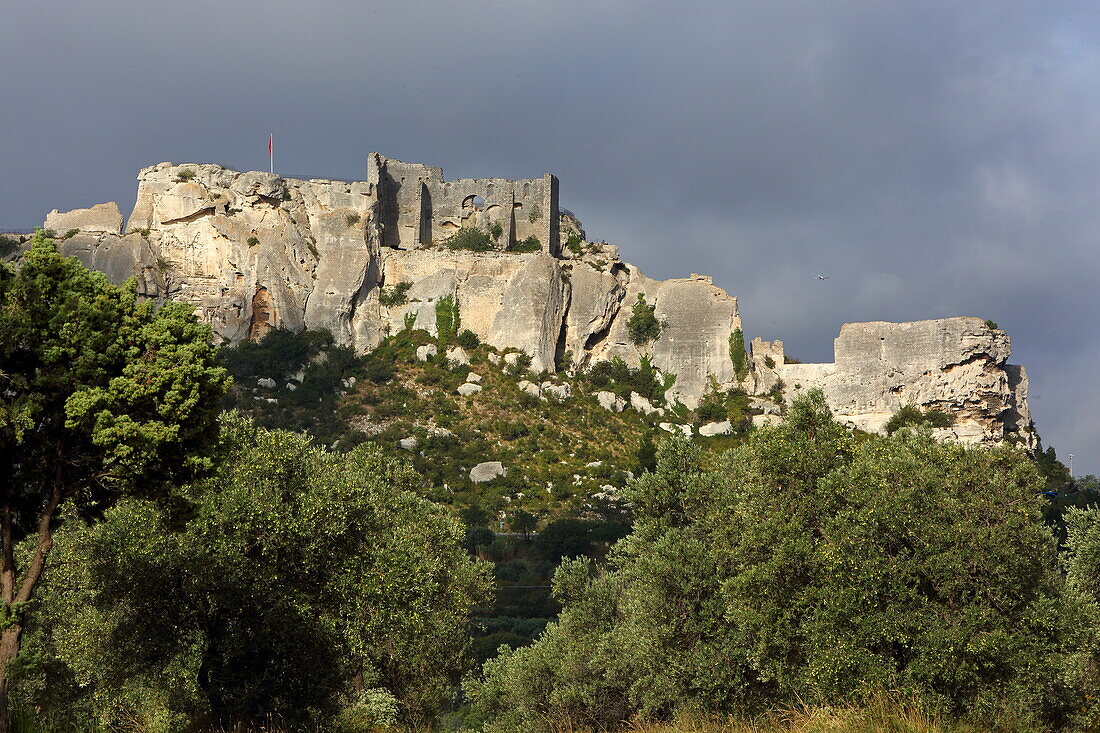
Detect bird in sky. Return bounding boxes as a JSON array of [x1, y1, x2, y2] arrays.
[[816, 275, 830, 280]]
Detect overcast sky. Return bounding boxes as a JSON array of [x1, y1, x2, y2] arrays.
[[2, 1, 1097, 475]]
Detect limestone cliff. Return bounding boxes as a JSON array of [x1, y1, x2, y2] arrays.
[[43, 155, 1036, 444]]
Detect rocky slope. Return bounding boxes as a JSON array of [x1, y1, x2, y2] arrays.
[[43, 156, 1036, 445]]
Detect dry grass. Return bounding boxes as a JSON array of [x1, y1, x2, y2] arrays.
[[539, 694, 1045, 733]]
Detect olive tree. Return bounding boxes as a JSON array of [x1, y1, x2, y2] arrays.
[[0, 233, 229, 728]]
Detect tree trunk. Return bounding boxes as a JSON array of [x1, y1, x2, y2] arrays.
[[0, 486, 62, 732], [0, 625, 22, 733]]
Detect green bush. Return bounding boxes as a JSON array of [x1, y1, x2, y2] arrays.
[[564, 231, 584, 255], [585, 355, 673, 403], [508, 235, 541, 253], [435, 294, 461, 346], [345, 212, 361, 227], [456, 328, 481, 350], [729, 328, 748, 381], [247, 235, 260, 247], [219, 327, 319, 382], [984, 319, 999, 329], [489, 221, 504, 241], [175, 168, 196, 182], [627, 293, 662, 345], [884, 403, 957, 434], [445, 227, 493, 252], [378, 281, 412, 307]]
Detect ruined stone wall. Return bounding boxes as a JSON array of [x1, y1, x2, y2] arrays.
[[367, 153, 558, 254]]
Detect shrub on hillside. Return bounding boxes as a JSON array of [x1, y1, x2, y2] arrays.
[[445, 227, 493, 252]]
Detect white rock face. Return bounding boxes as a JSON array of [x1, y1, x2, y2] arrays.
[[659, 423, 693, 436], [416, 344, 437, 361], [470, 461, 507, 483], [457, 382, 482, 396], [399, 436, 418, 451], [699, 420, 732, 437], [518, 380, 542, 398]]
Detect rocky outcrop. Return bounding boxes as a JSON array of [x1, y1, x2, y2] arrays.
[[40, 156, 1037, 442], [46, 202, 123, 235], [750, 319, 1036, 445]]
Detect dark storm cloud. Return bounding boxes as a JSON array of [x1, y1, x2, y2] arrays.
[[3, 0, 1098, 473]]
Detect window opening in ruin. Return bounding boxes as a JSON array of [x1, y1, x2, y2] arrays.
[[462, 194, 487, 210]]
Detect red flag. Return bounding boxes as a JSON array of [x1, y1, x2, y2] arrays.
[[267, 134, 273, 156]]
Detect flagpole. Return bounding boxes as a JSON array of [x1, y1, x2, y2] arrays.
[[269, 133, 273, 174]]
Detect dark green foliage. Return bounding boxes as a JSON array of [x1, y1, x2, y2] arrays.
[[534, 519, 594, 561], [446, 227, 493, 252], [0, 233, 230, 719], [1036, 444, 1073, 488], [637, 431, 658, 473], [884, 403, 957, 434], [729, 328, 748, 381], [0, 236, 17, 258], [764, 354, 776, 369], [627, 293, 662, 345], [489, 222, 504, 242], [218, 327, 319, 383], [504, 350, 533, 377], [14, 417, 492, 729], [564, 231, 584, 255], [984, 319, 999, 329], [436, 294, 461, 346], [508, 236, 541, 253], [378, 280, 412, 307], [457, 329, 481, 350], [176, 168, 195, 182], [468, 391, 1082, 730], [345, 212, 361, 227], [585, 355, 673, 403], [246, 235, 259, 247], [62, 228, 79, 240]]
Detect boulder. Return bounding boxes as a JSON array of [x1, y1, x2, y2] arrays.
[[699, 420, 733, 437], [446, 346, 470, 366], [466, 372, 483, 384], [457, 382, 482, 396], [541, 382, 571, 400], [285, 383, 297, 391], [503, 352, 524, 367], [257, 377, 276, 388], [518, 380, 542, 398], [416, 344, 438, 361], [752, 414, 782, 428], [596, 390, 626, 412], [630, 392, 663, 415], [470, 461, 507, 483], [487, 353, 501, 365], [399, 436, 419, 451], [659, 422, 693, 436], [748, 397, 781, 415]]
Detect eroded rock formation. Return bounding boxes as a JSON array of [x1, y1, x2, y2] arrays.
[[43, 155, 1036, 443]]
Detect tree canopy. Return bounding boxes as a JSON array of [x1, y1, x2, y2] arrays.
[[14, 415, 493, 729], [467, 391, 1084, 731]]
